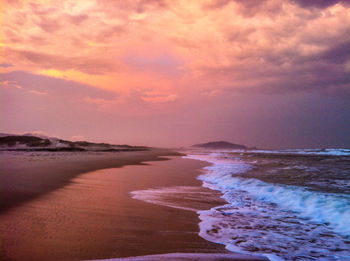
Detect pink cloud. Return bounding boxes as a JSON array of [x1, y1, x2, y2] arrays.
[[1, 0, 349, 148]]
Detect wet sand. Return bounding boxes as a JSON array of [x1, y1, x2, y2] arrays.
[[0, 149, 179, 213], [0, 152, 267, 261], [0, 153, 218, 260]]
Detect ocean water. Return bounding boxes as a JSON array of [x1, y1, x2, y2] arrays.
[[131, 149, 350, 261]]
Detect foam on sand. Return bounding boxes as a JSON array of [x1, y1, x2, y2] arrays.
[[91, 252, 268, 260], [131, 185, 225, 212]]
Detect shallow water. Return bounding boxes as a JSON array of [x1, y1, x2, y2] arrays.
[[132, 149, 350, 261]]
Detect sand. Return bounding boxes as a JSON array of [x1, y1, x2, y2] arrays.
[[0, 151, 268, 261], [0, 149, 179, 213]]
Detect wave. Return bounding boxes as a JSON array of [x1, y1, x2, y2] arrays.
[[185, 152, 350, 260], [186, 153, 350, 237], [251, 149, 350, 156], [188, 148, 350, 157]]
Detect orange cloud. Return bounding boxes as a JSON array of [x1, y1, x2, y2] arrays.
[[1, 0, 349, 100]]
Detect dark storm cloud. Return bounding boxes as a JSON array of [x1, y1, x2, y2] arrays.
[[0, 63, 13, 68], [314, 40, 350, 64], [207, 0, 349, 10], [201, 39, 350, 95], [289, 0, 349, 9], [199, 1, 350, 96]]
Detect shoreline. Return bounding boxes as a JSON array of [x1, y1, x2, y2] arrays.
[[0, 153, 229, 260], [0, 151, 269, 261], [0, 149, 180, 214], [95, 252, 268, 260]]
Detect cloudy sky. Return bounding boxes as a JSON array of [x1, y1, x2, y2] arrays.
[[1, 0, 349, 148]]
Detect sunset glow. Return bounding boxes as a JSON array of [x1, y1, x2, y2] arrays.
[[1, 0, 350, 147], [1, 2, 350, 260]]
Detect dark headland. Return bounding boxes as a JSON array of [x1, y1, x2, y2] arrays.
[[192, 141, 249, 149]]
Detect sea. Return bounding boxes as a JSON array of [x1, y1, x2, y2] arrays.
[[131, 148, 350, 261]]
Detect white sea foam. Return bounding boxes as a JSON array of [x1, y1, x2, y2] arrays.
[[186, 153, 350, 237], [187, 148, 350, 156], [129, 152, 350, 260], [184, 152, 350, 260], [131, 186, 207, 212], [247, 148, 350, 156]]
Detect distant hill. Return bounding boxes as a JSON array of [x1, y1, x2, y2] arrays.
[[0, 134, 148, 152], [192, 141, 248, 149]]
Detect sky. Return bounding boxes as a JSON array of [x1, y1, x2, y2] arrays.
[[1, 0, 350, 148]]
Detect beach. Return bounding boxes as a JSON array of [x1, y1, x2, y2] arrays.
[[0, 149, 179, 213], [2, 0, 349, 259], [0, 151, 267, 261]]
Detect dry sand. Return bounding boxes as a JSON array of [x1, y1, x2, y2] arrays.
[[0, 151, 267, 261]]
